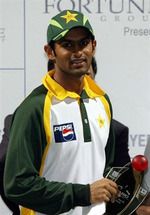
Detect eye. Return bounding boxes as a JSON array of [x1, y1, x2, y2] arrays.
[[80, 39, 89, 47], [62, 42, 72, 48]]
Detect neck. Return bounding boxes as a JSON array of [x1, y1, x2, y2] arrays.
[[53, 72, 84, 95]]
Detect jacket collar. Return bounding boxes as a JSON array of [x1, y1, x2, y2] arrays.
[[42, 70, 105, 100]]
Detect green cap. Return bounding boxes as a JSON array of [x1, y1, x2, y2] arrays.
[[47, 10, 95, 44]]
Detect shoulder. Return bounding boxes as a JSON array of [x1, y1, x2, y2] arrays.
[[2, 114, 13, 134], [19, 85, 48, 110], [12, 85, 49, 124], [4, 114, 13, 126], [113, 119, 129, 133]]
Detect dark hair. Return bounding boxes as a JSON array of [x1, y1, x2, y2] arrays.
[[48, 59, 54, 71], [49, 40, 55, 50], [91, 56, 97, 76], [49, 40, 57, 56]]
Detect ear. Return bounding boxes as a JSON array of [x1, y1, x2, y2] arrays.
[[92, 40, 97, 56], [44, 45, 55, 60]]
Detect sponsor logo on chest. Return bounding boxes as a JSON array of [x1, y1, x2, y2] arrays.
[[53, 123, 76, 143]]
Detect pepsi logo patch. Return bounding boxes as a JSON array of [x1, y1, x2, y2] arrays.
[[53, 123, 76, 143]]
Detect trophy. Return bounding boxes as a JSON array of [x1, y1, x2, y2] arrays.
[[104, 155, 149, 215]]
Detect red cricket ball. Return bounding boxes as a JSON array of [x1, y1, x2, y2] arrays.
[[132, 155, 148, 171]]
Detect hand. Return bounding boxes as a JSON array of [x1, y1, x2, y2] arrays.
[[136, 193, 150, 215], [136, 206, 150, 215], [90, 178, 120, 204]]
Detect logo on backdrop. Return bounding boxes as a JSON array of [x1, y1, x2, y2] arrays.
[[44, 0, 150, 21], [129, 134, 150, 147], [53, 122, 76, 143]]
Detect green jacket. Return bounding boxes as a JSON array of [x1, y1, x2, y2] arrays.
[[4, 70, 115, 215]]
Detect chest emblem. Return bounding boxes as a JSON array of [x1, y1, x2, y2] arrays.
[[97, 115, 105, 128]]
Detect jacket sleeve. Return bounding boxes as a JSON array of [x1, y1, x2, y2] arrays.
[[4, 104, 90, 215], [103, 94, 115, 177]]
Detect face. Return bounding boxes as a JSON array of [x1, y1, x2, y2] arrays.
[[88, 64, 95, 80], [45, 28, 96, 78]]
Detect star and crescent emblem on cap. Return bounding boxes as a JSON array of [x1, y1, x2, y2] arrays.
[[61, 11, 78, 23], [97, 115, 105, 128]]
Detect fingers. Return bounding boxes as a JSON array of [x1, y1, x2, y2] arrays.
[[90, 178, 120, 204], [108, 180, 120, 203], [105, 179, 120, 203], [136, 205, 150, 215]]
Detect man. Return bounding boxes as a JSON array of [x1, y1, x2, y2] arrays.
[[136, 138, 150, 215], [0, 58, 127, 215], [0, 58, 129, 215], [0, 115, 20, 215], [4, 10, 119, 215]]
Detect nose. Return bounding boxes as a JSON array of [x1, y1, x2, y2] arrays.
[[73, 44, 82, 57]]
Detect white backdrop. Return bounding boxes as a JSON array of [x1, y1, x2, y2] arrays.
[[0, 0, 150, 214]]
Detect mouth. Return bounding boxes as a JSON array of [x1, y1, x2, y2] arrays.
[[71, 59, 86, 67]]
